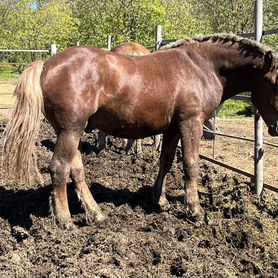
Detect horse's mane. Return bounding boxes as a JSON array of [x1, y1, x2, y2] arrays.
[[160, 33, 277, 66]]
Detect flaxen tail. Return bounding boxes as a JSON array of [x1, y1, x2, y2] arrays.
[[2, 60, 45, 184]]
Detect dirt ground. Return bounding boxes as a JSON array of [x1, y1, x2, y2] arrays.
[[0, 119, 277, 277]]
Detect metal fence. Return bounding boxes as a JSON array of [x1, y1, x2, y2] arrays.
[[154, 0, 278, 195], [0, 44, 57, 65], [0, 44, 57, 109]]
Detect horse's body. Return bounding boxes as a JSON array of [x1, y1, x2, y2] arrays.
[[3, 34, 278, 228], [91, 42, 161, 154]]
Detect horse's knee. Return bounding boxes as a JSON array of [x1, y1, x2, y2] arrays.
[[69, 153, 85, 184], [49, 159, 70, 185]]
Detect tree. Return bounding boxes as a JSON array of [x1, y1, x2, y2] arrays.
[[0, 0, 78, 51], [71, 0, 170, 48], [160, 0, 211, 40], [191, 0, 277, 48], [263, 0, 278, 49], [191, 0, 255, 34]]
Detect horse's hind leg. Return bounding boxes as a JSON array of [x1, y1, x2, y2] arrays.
[[97, 130, 107, 151], [152, 130, 179, 208], [70, 150, 105, 224], [49, 130, 80, 229], [154, 135, 162, 151]]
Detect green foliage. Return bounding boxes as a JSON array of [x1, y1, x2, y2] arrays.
[[71, 0, 213, 48], [0, 0, 78, 51], [159, 0, 210, 40], [263, 0, 278, 50], [0, 0, 277, 51], [0, 65, 19, 81], [191, 0, 255, 34], [0, 71, 19, 82], [71, 0, 169, 47], [218, 100, 252, 118]]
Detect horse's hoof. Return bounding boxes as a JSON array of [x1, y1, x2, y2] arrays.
[[86, 211, 107, 226], [152, 195, 170, 211], [191, 210, 204, 222], [159, 197, 170, 210], [185, 205, 205, 224], [56, 219, 76, 230], [95, 212, 107, 223]]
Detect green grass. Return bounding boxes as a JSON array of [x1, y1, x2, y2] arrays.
[[218, 99, 252, 118], [0, 71, 19, 82], [0, 65, 20, 82]]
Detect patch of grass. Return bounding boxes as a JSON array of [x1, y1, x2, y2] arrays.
[[0, 71, 19, 82], [0, 65, 20, 82], [218, 99, 252, 118]]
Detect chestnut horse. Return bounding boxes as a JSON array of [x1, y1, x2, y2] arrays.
[[90, 42, 161, 154], [2, 34, 278, 229]]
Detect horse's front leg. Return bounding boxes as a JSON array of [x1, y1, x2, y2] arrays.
[[153, 130, 180, 208], [180, 119, 204, 222], [124, 139, 142, 156]]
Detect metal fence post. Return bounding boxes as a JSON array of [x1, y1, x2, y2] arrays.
[[50, 44, 57, 56], [107, 35, 112, 51], [156, 25, 162, 50], [254, 0, 264, 196]]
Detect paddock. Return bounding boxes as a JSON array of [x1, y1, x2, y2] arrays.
[[0, 119, 277, 277], [0, 1, 277, 276]]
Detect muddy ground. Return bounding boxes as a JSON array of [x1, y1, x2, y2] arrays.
[[0, 119, 277, 277]]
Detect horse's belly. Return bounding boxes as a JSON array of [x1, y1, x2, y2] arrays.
[[99, 126, 162, 139], [86, 108, 171, 139]]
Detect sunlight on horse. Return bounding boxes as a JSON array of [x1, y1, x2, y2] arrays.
[[2, 33, 278, 229], [87, 42, 161, 155]]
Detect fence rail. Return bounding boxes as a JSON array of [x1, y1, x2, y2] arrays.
[[0, 49, 49, 53], [0, 44, 57, 67], [200, 154, 278, 193], [208, 130, 278, 148]]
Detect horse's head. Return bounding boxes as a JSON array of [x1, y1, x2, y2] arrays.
[[251, 51, 278, 136]]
